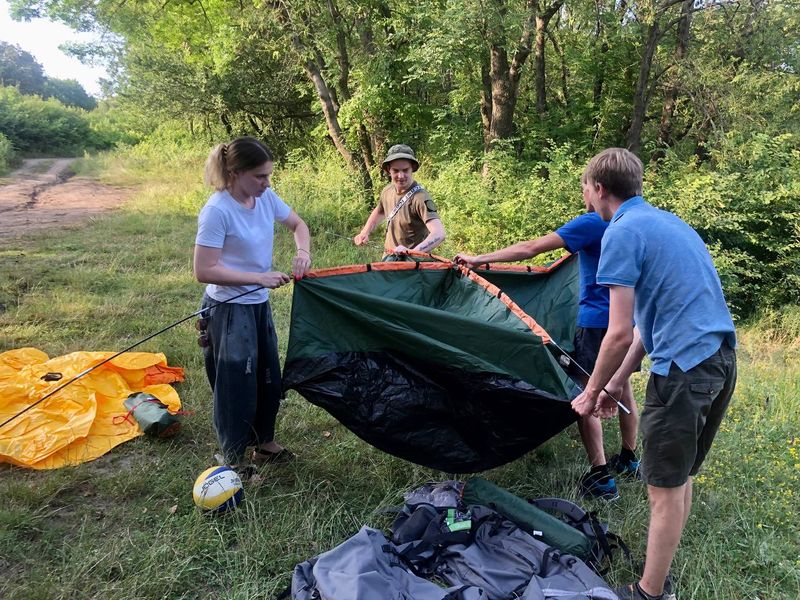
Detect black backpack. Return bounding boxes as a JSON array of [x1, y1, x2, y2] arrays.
[[529, 497, 631, 575]]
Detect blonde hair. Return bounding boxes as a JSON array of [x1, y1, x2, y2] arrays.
[[581, 148, 643, 200], [204, 137, 274, 191]]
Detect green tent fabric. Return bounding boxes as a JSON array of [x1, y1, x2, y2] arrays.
[[283, 255, 581, 472], [476, 258, 579, 354]]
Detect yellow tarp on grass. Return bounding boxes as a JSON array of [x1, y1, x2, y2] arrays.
[[0, 348, 185, 469]]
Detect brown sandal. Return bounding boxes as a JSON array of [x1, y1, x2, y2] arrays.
[[252, 448, 296, 465]]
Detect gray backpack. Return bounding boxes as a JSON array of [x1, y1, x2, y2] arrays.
[[289, 504, 618, 600], [291, 526, 486, 600], [390, 504, 618, 600]]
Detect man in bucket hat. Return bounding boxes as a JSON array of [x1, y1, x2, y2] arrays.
[[354, 144, 445, 257]]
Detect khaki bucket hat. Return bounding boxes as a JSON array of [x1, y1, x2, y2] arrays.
[[382, 144, 420, 172]]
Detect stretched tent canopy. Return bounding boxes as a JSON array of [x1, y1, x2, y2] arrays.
[[283, 254, 582, 472]]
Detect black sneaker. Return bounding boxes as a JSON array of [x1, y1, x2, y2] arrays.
[[622, 568, 676, 600], [608, 453, 641, 479], [579, 468, 619, 501], [615, 583, 663, 600]]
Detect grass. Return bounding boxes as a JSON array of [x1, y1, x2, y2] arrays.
[[0, 151, 798, 599]]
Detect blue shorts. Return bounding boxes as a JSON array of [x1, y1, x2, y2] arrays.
[[567, 327, 641, 384]]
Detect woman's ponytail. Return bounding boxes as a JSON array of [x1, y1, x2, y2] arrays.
[[203, 138, 273, 191], [204, 143, 229, 191]]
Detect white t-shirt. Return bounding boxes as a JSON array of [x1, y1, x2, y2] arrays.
[[195, 188, 292, 303]]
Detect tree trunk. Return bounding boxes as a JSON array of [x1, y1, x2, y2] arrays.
[[653, 0, 693, 163], [591, 0, 608, 146], [488, 45, 516, 144], [480, 58, 493, 152], [533, 0, 564, 117], [627, 20, 661, 155], [220, 112, 233, 136], [534, 15, 548, 114], [547, 29, 569, 106], [302, 58, 372, 201], [247, 114, 264, 137], [482, 0, 541, 151], [278, 2, 374, 203]]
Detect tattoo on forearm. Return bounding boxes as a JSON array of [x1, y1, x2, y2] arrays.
[[417, 236, 443, 252]]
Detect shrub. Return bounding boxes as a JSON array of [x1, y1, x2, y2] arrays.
[[427, 143, 586, 261], [649, 133, 800, 315], [0, 131, 14, 174], [277, 145, 372, 234], [0, 85, 90, 155]]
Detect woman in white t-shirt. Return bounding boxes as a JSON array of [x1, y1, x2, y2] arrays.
[[194, 137, 311, 472]]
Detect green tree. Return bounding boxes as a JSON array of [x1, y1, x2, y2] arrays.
[[44, 77, 97, 110], [0, 41, 46, 95]]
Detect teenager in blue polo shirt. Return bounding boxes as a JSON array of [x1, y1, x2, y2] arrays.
[[571, 148, 737, 600], [454, 206, 639, 500]]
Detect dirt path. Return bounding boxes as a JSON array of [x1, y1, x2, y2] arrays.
[[0, 158, 133, 241]]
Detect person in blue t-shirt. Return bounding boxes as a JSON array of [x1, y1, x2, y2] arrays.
[[571, 148, 736, 600], [454, 206, 640, 500]]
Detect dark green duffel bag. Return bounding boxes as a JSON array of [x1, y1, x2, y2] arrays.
[[462, 476, 592, 559], [122, 392, 182, 437]]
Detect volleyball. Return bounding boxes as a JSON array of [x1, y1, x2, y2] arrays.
[[192, 466, 244, 513]]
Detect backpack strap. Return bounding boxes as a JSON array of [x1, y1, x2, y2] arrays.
[[540, 546, 561, 578], [531, 497, 632, 575], [594, 530, 633, 574], [530, 497, 589, 524], [387, 184, 422, 223], [442, 585, 480, 600]]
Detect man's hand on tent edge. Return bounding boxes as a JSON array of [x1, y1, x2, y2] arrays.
[[596, 378, 624, 418], [595, 389, 619, 419], [572, 388, 618, 419], [571, 389, 598, 417], [454, 253, 483, 269]]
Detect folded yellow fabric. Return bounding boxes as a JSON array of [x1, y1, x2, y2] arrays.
[[0, 348, 184, 469]]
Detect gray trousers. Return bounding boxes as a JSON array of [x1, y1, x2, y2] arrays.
[[201, 294, 282, 464]]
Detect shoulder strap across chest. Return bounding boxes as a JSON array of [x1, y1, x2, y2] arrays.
[[387, 184, 422, 224]]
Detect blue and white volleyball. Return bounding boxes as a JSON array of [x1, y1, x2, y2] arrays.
[[192, 466, 244, 513]]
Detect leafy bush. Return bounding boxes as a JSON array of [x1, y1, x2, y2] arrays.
[[0, 86, 144, 155], [649, 133, 800, 315], [0, 131, 15, 174], [84, 100, 146, 149], [0, 85, 91, 154], [278, 145, 373, 235], [427, 143, 587, 260]]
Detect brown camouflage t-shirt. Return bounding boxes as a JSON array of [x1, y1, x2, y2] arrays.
[[379, 183, 440, 250]]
